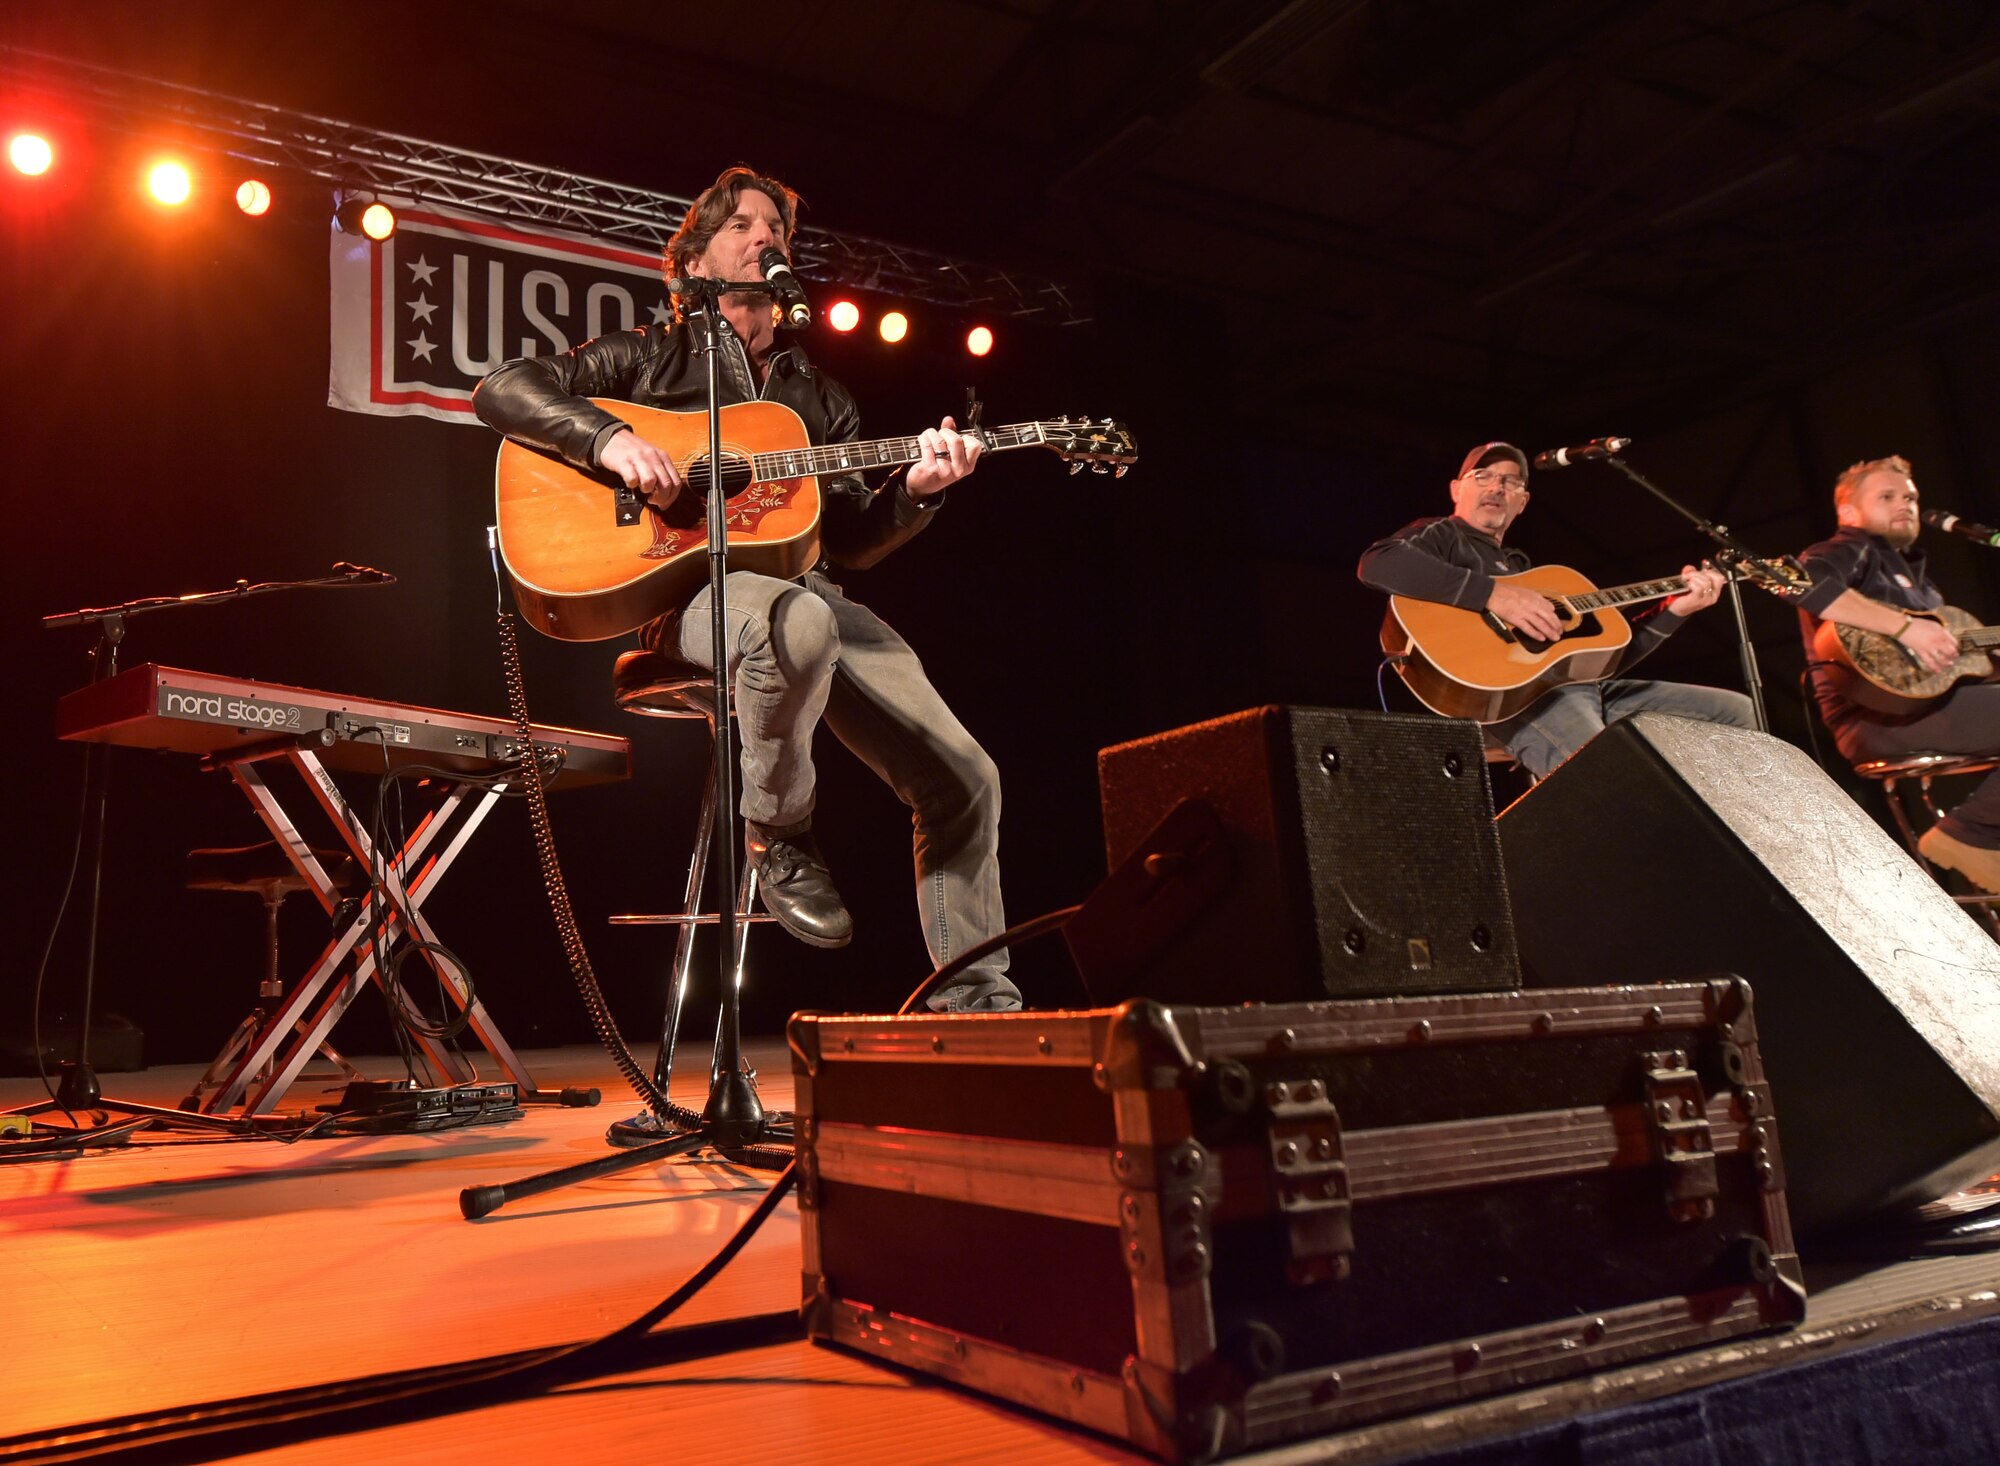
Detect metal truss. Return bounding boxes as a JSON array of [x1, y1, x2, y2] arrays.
[[0, 46, 1090, 324]]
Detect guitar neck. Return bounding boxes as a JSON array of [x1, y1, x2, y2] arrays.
[[1957, 626, 2000, 651], [751, 423, 1048, 480], [1556, 576, 1689, 614]]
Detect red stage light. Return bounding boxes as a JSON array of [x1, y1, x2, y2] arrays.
[[828, 300, 861, 332], [878, 310, 909, 344], [966, 326, 994, 357], [147, 160, 193, 206], [9, 133, 54, 176], [235, 179, 272, 216]]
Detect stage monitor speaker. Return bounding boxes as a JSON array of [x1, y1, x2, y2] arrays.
[[1496, 712, 2000, 1235], [1079, 705, 1520, 1004]]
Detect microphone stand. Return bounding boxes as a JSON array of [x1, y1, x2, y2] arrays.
[[1600, 454, 1772, 733], [459, 279, 798, 1221], [684, 277, 764, 1148], [14, 566, 396, 1143]]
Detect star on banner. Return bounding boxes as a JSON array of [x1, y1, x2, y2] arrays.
[[407, 256, 438, 286], [409, 332, 437, 363], [648, 299, 674, 326], [408, 295, 437, 324]]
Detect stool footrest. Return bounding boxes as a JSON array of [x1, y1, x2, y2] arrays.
[[610, 913, 777, 926]]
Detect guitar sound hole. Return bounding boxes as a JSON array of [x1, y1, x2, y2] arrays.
[[656, 452, 758, 528], [1515, 611, 1600, 656]]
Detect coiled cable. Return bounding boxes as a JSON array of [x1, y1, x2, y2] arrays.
[[495, 606, 701, 1130]]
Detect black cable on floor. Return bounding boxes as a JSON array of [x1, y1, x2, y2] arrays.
[[0, 1164, 799, 1465]]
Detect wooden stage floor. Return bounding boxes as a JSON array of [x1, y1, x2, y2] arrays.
[[7, 1041, 2000, 1464]]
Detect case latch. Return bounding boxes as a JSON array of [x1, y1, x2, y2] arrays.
[[1642, 1049, 1718, 1221], [1262, 1077, 1352, 1283]]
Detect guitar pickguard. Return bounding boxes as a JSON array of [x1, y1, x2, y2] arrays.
[[1484, 609, 1606, 657], [642, 478, 801, 558]]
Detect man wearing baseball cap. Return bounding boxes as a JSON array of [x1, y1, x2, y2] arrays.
[[1357, 442, 1754, 779]]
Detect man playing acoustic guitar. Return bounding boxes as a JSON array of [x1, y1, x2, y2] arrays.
[[1796, 455, 2000, 893], [1359, 442, 1754, 779], [474, 165, 1019, 1012]]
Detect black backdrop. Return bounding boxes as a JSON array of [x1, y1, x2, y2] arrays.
[[5, 166, 1997, 1069], [0, 184, 1254, 1063]]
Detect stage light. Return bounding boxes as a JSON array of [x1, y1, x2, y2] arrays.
[[235, 179, 272, 216], [9, 132, 53, 176], [335, 195, 397, 240], [966, 326, 994, 357], [828, 300, 860, 332], [878, 310, 909, 344], [147, 160, 193, 206]]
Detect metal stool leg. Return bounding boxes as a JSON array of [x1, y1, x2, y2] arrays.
[[1880, 774, 1926, 859], [711, 858, 760, 1089], [1883, 772, 2000, 937], [180, 884, 362, 1110], [650, 741, 719, 1108], [258, 887, 359, 1085]]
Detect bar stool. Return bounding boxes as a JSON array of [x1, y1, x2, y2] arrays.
[[607, 648, 774, 1117], [180, 841, 367, 1110], [1851, 751, 2000, 926]]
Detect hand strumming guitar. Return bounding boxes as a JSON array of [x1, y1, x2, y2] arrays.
[[1486, 581, 1565, 643], [600, 428, 684, 510], [1897, 616, 1959, 674]]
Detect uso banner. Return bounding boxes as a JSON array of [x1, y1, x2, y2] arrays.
[[329, 199, 673, 423]]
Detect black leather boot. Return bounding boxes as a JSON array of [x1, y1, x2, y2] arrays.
[[746, 822, 854, 948]]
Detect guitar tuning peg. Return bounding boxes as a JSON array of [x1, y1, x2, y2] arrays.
[[1100, 417, 1113, 426], [1113, 465, 1128, 478], [1055, 414, 1070, 424], [1069, 461, 1085, 475], [1091, 462, 1108, 474]]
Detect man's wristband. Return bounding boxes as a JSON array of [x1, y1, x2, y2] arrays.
[[1891, 615, 1914, 642]]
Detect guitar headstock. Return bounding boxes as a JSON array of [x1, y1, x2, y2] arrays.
[[1038, 416, 1138, 477], [1723, 551, 1814, 599]]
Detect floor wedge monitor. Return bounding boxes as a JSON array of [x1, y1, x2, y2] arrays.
[[1495, 712, 2000, 1235], [1076, 706, 1520, 1004]]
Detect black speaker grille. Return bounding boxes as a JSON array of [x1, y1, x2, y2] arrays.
[[1093, 706, 1519, 1003]]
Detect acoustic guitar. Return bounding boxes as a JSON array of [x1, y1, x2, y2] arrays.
[[1813, 606, 1998, 715], [1383, 558, 1809, 723], [494, 398, 1137, 640]]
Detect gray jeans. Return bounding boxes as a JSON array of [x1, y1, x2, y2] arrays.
[[1493, 678, 1758, 780], [661, 569, 1016, 1009]]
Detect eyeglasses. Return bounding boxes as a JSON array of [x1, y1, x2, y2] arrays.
[[1469, 468, 1528, 492]]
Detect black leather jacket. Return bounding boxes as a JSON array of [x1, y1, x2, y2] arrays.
[[472, 315, 938, 576]]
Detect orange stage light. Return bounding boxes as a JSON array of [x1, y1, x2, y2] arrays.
[[235, 179, 272, 216], [878, 310, 909, 344], [966, 326, 994, 357], [827, 299, 861, 332], [336, 195, 397, 239], [9, 133, 54, 176], [147, 160, 193, 205]]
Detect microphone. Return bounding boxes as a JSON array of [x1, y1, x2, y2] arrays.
[[333, 561, 397, 584], [1532, 436, 1632, 471], [1922, 508, 2000, 547], [758, 246, 812, 329]]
